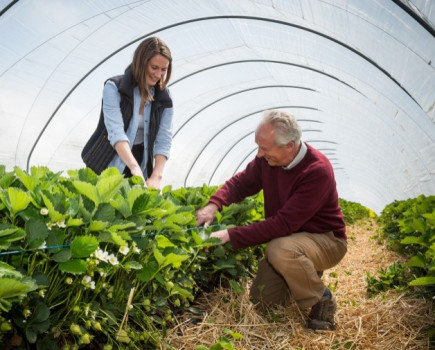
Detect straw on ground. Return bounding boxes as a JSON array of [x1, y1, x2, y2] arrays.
[[163, 219, 433, 350]]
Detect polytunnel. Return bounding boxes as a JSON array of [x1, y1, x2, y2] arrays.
[[0, 0, 434, 214]]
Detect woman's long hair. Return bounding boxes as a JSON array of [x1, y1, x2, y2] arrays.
[[129, 37, 172, 102]]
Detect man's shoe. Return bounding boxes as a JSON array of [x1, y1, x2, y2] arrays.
[[307, 288, 336, 330]]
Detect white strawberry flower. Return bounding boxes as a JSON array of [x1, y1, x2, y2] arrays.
[[108, 254, 119, 266], [119, 246, 129, 255], [82, 275, 92, 285], [102, 251, 110, 262], [94, 249, 108, 263], [93, 249, 102, 258], [81, 275, 96, 290], [40, 208, 49, 215]]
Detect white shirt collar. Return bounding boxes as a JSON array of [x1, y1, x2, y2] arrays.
[[283, 141, 307, 170]]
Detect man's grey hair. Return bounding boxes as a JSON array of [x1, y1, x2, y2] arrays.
[[261, 110, 302, 146]]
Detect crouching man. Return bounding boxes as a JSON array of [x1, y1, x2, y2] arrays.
[[196, 109, 347, 330]]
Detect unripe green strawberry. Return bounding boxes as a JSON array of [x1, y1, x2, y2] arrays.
[[117, 329, 130, 343], [81, 333, 91, 344], [93, 321, 102, 332], [1, 321, 12, 332], [70, 323, 82, 335]]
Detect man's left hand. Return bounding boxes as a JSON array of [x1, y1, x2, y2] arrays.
[[210, 229, 230, 244]]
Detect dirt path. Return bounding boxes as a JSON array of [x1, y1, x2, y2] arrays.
[[163, 220, 434, 349]]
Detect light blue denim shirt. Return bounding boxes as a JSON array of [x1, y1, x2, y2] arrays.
[[102, 80, 173, 178]]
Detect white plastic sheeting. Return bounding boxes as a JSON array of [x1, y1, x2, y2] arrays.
[[0, 0, 434, 213]]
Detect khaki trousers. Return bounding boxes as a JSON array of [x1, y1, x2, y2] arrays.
[[250, 232, 347, 309]]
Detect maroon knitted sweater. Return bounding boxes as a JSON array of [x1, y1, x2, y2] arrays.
[[209, 144, 346, 250]]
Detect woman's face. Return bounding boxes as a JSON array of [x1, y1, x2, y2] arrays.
[[145, 54, 170, 88]]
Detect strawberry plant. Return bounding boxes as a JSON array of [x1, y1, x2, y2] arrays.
[[0, 166, 264, 348], [0, 163, 408, 348], [376, 195, 435, 287], [371, 194, 435, 344], [339, 198, 373, 224]]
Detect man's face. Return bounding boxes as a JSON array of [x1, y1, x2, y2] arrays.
[[255, 123, 294, 167]]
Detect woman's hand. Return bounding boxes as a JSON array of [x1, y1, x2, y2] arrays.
[[146, 155, 166, 189], [146, 175, 161, 189], [130, 165, 147, 185], [115, 141, 146, 183]]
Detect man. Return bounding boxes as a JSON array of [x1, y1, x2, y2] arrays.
[[196, 110, 347, 330]]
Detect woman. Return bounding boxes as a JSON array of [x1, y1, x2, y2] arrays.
[[82, 37, 173, 189]]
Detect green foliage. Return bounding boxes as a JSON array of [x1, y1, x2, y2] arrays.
[[376, 195, 435, 256], [0, 262, 38, 313], [370, 194, 435, 344], [195, 329, 244, 350], [0, 223, 26, 250], [375, 195, 435, 289], [12, 301, 50, 344], [7, 164, 424, 348], [162, 184, 217, 209], [366, 262, 410, 295], [0, 166, 264, 348], [339, 198, 373, 224], [217, 192, 264, 227]]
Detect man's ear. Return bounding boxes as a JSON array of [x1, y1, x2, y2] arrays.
[[286, 141, 294, 150]]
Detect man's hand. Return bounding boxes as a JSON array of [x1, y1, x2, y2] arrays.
[[196, 203, 219, 227], [210, 229, 230, 244]]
